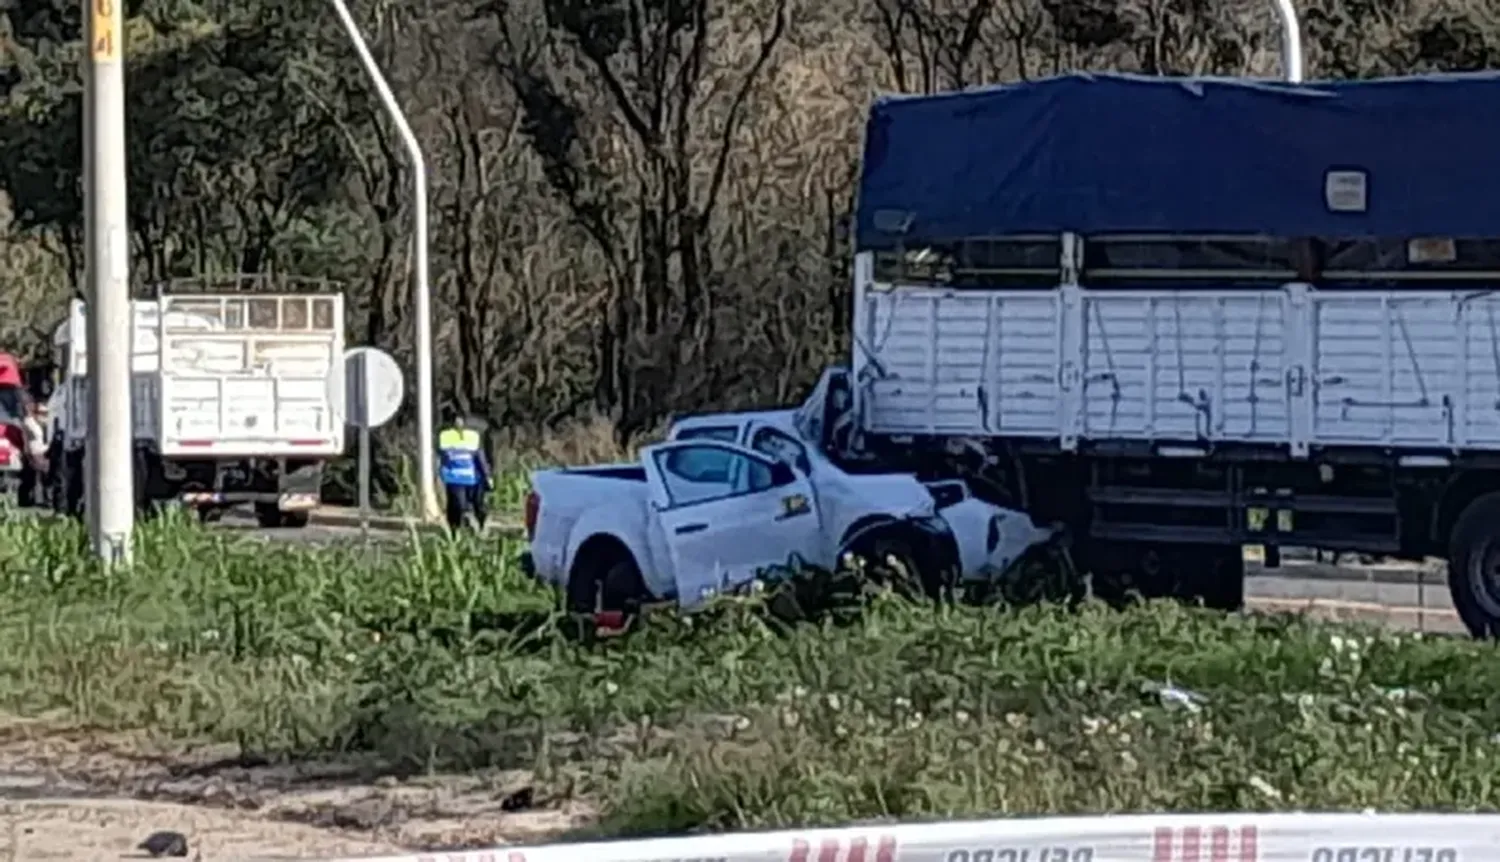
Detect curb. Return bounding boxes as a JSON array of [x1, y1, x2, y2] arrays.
[[305, 508, 525, 538], [1247, 595, 1465, 633]]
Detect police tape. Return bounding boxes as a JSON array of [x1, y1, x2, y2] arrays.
[[284, 812, 1500, 862]]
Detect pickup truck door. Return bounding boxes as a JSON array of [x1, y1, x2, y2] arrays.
[[641, 440, 822, 606]]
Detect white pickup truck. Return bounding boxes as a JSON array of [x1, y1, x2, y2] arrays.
[[523, 370, 1056, 613]]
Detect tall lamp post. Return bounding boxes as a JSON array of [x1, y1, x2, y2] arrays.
[[83, 0, 135, 566], [327, 0, 441, 522], [1270, 0, 1305, 82]]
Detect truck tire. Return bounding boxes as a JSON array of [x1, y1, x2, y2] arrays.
[[1087, 541, 1244, 612], [254, 503, 309, 529], [567, 551, 647, 614], [50, 445, 84, 518], [1180, 544, 1245, 612], [1446, 491, 1500, 638], [16, 461, 37, 508], [132, 447, 161, 519], [840, 526, 944, 600]]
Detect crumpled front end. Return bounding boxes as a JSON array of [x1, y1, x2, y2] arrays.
[[937, 497, 1059, 582]]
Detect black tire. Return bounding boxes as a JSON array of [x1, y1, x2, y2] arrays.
[[253, 502, 285, 528], [1182, 545, 1245, 612], [567, 551, 648, 614], [16, 461, 37, 508], [1087, 541, 1244, 611], [279, 510, 310, 529], [48, 441, 66, 515], [132, 448, 160, 519], [51, 445, 84, 518], [841, 527, 942, 600], [1446, 492, 1500, 638]]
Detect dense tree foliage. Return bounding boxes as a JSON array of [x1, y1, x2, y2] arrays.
[[0, 0, 1494, 437]]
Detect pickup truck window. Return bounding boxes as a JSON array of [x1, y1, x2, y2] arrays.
[[674, 424, 739, 443], [655, 444, 779, 506], [749, 426, 811, 475]]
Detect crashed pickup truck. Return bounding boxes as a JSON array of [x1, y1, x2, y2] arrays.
[[523, 370, 1056, 613]]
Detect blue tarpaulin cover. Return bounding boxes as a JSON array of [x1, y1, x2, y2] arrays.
[[855, 72, 1500, 249]]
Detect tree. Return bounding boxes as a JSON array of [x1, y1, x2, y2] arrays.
[[495, 0, 788, 433]]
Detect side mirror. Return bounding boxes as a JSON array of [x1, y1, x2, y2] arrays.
[[770, 460, 796, 486]]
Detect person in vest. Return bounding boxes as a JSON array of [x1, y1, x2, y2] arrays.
[[437, 414, 492, 529]]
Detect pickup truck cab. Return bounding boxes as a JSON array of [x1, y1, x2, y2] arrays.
[[525, 370, 1055, 613]]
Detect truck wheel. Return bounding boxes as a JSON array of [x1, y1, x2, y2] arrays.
[[17, 462, 36, 508], [1446, 492, 1500, 638], [1086, 541, 1244, 611], [567, 552, 647, 614], [52, 446, 84, 518], [842, 528, 941, 600], [256, 503, 288, 530], [132, 448, 162, 519], [1177, 545, 1245, 612]]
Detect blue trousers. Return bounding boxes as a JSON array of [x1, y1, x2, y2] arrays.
[[444, 483, 487, 529]]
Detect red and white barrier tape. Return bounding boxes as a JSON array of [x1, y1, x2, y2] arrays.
[[275, 812, 1500, 862]]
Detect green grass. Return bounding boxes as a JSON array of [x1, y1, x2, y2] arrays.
[[1, 512, 1499, 838]]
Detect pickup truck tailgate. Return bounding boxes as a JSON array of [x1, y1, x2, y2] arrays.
[[529, 466, 649, 583]]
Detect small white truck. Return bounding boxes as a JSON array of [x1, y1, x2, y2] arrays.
[[48, 279, 347, 526], [524, 369, 1057, 613]]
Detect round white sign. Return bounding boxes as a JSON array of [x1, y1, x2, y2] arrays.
[[343, 346, 405, 429]]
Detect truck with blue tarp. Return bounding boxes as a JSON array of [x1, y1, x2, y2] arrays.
[[840, 71, 1500, 637]]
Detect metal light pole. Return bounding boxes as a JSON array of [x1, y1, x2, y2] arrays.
[[326, 0, 440, 522], [1270, 0, 1304, 82], [83, 0, 134, 565]]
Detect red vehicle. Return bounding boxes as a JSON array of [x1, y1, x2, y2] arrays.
[[0, 352, 44, 505]]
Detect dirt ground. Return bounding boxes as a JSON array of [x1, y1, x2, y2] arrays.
[[0, 717, 592, 861]]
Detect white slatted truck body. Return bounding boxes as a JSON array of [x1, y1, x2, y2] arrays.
[[49, 292, 346, 526], [843, 72, 1500, 637]]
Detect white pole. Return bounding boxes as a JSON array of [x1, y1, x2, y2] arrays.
[[1270, 0, 1304, 82], [83, 0, 134, 566], [326, 0, 440, 522]]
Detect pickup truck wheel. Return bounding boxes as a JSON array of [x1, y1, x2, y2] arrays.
[[1447, 492, 1500, 638], [843, 531, 939, 600], [567, 553, 647, 614]]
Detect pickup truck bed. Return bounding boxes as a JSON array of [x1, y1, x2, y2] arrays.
[[860, 284, 1500, 455]]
